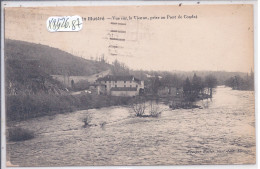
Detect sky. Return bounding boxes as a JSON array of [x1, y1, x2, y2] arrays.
[[5, 4, 254, 73]]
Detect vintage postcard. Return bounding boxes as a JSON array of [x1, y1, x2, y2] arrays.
[[3, 3, 255, 167]]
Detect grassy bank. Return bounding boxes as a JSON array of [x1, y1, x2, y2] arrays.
[[8, 127, 35, 142], [6, 93, 132, 122], [7, 92, 209, 122]]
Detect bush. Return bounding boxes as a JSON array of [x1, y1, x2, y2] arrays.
[[82, 114, 92, 127], [6, 93, 135, 122], [149, 105, 161, 117], [72, 80, 90, 91], [8, 127, 35, 142]]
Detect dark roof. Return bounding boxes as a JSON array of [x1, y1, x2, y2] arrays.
[[110, 87, 137, 91], [97, 75, 141, 82]]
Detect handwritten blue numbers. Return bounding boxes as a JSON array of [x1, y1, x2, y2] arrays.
[[47, 16, 83, 32]]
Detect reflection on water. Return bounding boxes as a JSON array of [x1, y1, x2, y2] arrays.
[[7, 86, 255, 166]]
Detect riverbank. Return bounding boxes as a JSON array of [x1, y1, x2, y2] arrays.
[[6, 93, 133, 122], [7, 91, 212, 122], [6, 87, 255, 166]]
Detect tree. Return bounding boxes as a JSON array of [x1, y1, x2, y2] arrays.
[[160, 73, 182, 94], [183, 77, 196, 103], [111, 59, 130, 76], [204, 75, 217, 97], [183, 77, 191, 95], [225, 74, 253, 91], [191, 73, 203, 94], [150, 76, 161, 96]]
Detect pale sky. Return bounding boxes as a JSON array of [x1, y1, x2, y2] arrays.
[[5, 5, 254, 73]]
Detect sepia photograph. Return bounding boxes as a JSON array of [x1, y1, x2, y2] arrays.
[[3, 3, 256, 167]]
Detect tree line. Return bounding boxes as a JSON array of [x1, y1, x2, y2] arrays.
[[225, 71, 254, 91], [146, 73, 218, 99]]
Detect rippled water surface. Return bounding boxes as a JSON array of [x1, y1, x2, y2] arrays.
[[7, 86, 255, 166]]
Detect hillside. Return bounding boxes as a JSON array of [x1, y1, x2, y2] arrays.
[[5, 39, 111, 94], [5, 39, 111, 76]]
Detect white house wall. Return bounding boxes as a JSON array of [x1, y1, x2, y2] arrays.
[[101, 80, 143, 92]]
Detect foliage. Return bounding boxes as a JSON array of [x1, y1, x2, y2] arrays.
[[205, 75, 218, 89], [160, 73, 182, 88], [182, 73, 217, 101], [148, 101, 162, 117], [131, 96, 146, 117], [183, 77, 191, 94], [82, 114, 92, 127], [225, 73, 254, 91], [5, 39, 113, 95], [7, 93, 133, 121], [204, 75, 218, 97], [131, 97, 164, 118], [111, 59, 130, 76], [8, 127, 35, 142], [145, 76, 161, 96], [5, 58, 67, 95], [72, 80, 90, 91], [191, 74, 204, 93]]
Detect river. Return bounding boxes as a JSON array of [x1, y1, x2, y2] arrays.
[[7, 86, 255, 166]]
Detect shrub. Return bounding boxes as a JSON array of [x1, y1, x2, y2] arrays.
[[6, 93, 134, 122], [82, 114, 92, 127], [8, 127, 35, 142]]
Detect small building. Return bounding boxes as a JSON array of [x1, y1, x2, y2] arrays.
[[96, 75, 144, 97]]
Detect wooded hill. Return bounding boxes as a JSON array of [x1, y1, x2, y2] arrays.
[[5, 39, 110, 76], [5, 39, 111, 94]]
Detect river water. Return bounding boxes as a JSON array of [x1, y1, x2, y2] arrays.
[[7, 86, 255, 166]]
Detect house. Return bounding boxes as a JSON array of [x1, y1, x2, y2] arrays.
[[96, 75, 144, 97]]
